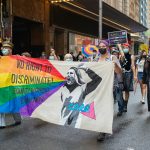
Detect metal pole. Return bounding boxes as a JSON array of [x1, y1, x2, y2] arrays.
[[99, 0, 102, 39]]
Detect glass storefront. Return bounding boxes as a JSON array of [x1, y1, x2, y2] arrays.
[[69, 33, 98, 56]]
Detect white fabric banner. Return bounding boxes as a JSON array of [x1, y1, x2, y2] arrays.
[[32, 61, 114, 134]]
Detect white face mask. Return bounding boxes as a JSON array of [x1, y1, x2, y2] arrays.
[[65, 58, 73, 62], [2, 48, 9, 56], [93, 52, 97, 57], [123, 48, 129, 54], [49, 56, 55, 60]]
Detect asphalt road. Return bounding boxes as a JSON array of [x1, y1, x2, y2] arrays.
[[0, 85, 150, 150]]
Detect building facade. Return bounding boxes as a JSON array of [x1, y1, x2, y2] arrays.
[[147, 0, 150, 29], [0, 0, 147, 57], [104, 0, 141, 54], [103, 0, 140, 23], [139, 0, 147, 27]]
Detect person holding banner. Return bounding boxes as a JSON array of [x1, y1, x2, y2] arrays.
[[0, 40, 22, 129], [97, 40, 122, 141], [119, 43, 137, 112]]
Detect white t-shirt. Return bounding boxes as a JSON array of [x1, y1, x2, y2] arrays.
[[136, 59, 145, 72]]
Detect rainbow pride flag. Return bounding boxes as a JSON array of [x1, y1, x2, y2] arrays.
[[0, 56, 65, 116]]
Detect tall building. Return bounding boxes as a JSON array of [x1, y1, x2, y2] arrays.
[[138, 0, 149, 46], [103, 0, 141, 54], [129, 0, 140, 22], [146, 0, 150, 28], [139, 0, 147, 27], [103, 0, 123, 12], [103, 0, 140, 23]]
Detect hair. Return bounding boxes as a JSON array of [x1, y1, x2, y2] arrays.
[[139, 50, 146, 62], [99, 40, 109, 47], [64, 53, 73, 61], [69, 67, 85, 85], [21, 52, 31, 57], [93, 49, 97, 52]]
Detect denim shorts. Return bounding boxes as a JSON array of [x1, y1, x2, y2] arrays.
[[123, 72, 134, 92], [138, 72, 143, 81]]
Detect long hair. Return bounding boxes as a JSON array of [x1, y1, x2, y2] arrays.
[[139, 50, 146, 62], [69, 67, 85, 85]]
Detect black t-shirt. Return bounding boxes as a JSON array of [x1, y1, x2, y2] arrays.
[[122, 53, 131, 71]]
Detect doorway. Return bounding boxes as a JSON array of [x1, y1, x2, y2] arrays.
[[54, 28, 65, 57], [13, 17, 44, 57]]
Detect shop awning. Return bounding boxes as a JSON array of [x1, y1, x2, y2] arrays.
[[52, 0, 148, 33]]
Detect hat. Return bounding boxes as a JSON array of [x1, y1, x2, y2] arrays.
[[2, 40, 13, 48], [122, 43, 130, 47], [112, 49, 119, 53]]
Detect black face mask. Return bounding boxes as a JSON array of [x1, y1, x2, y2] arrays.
[[99, 48, 107, 54], [142, 55, 147, 59]]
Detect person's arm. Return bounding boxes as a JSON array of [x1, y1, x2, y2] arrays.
[[117, 44, 125, 58], [112, 55, 122, 74], [78, 65, 102, 97], [114, 62, 122, 74], [51, 50, 58, 60], [135, 59, 139, 81], [54, 54, 58, 60], [143, 61, 148, 84], [131, 55, 137, 82]]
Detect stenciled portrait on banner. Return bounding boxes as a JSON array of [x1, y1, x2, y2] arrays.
[[60, 64, 102, 127]]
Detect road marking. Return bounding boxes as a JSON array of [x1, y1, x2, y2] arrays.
[[127, 148, 134, 150]]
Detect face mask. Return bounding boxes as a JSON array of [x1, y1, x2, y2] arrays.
[[65, 58, 73, 62], [42, 53, 46, 56], [123, 48, 129, 54], [49, 56, 55, 60], [99, 48, 107, 55], [142, 55, 147, 58], [2, 49, 9, 56], [93, 52, 97, 57]]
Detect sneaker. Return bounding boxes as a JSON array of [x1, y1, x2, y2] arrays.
[[97, 133, 106, 142], [0, 126, 5, 129], [140, 99, 145, 104], [123, 106, 127, 112], [11, 121, 21, 127], [117, 111, 123, 116]]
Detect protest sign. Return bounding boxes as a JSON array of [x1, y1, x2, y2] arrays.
[[0, 56, 114, 133], [108, 30, 128, 45]]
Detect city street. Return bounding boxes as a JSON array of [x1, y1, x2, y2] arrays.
[[0, 85, 150, 150]]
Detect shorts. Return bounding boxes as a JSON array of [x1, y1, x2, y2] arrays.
[[138, 72, 143, 81], [123, 72, 134, 92]]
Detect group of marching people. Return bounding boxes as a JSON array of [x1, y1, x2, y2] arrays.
[[63, 40, 150, 141], [96, 40, 150, 141], [1, 39, 150, 143]]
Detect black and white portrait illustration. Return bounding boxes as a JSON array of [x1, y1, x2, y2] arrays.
[[60, 64, 102, 127]]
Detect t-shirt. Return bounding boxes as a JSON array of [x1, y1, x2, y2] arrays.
[[99, 55, 122, 87], [136, 59, 145, 72]]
